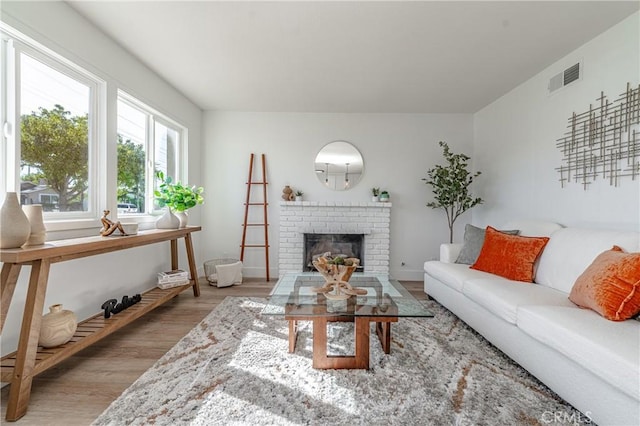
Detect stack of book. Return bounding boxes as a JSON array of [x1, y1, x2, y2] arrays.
[[157, 269, 190, 289]]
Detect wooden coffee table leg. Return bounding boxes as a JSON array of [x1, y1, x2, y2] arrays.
[[312, 317, 328, 368], [312, 317, 370, 369], [376, 322, 392, 354], [288, 320, 298, 353], [353, 317, 370, 368]]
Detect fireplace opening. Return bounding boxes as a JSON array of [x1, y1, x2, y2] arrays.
[[303, 233, 365, 272]]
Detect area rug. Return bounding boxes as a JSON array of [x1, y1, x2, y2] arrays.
[[93, 297, 586, 425]]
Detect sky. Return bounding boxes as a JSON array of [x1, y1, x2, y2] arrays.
[[21, 52, 145, 144], [21, 53, 89, 117]]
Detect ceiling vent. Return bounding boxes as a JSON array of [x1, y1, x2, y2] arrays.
[[548, 62, 582, 94]]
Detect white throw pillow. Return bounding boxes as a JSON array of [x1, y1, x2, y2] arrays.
[[215, 261, 243, 288]]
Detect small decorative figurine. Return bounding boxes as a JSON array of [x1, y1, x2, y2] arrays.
[[100, 210, 128, 236]]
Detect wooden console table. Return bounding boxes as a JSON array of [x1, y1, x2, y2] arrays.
[[0, 226, 201, 421]]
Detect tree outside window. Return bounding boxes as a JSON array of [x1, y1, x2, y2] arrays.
[[117, 135, 146, 213], [21, 105, 88, 212], [18, 51, 93, 213]]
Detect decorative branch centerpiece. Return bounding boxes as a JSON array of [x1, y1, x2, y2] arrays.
[[311, 254, 366, 300]]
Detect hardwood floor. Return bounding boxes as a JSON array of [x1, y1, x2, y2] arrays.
[[1, 278, 425, 425]]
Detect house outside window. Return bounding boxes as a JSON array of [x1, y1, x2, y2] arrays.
[[19, 180, 59, 211]]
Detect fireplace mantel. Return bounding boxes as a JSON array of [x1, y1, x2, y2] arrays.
[[278, 201, 391, 276], [279, 201, 392, 208]]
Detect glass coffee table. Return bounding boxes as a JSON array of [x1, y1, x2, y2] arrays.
[[262, 272, 434, 369]]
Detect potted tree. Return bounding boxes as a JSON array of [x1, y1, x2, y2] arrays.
[[154, 171, 204, 228], [423, 141, 483, 243]]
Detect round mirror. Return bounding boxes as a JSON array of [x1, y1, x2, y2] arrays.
[[314, 141, 364, 190]]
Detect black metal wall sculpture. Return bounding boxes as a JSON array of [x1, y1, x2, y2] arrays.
[[556, 82, 640, 189]]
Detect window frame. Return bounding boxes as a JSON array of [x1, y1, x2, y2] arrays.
[[116, 90, 186, 219], [1, 23, 106, 231], [1, 23, 189, 236]]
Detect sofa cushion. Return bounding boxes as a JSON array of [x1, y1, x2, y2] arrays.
[[423, 261, 496, 292], [501, 220, 563, 237], [471, 226, 549, 282], [440, 243, 463, 263], [569, 246, 640, 321], [455, 224, 519, 265], [517, 305, 640, 400], [536, 228, 640, 293], [462, 278, 574, 324]]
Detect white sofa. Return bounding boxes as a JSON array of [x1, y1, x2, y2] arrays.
[[423, 221, 640, 426]]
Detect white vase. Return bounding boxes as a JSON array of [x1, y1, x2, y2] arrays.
[[39, 304, 77, 348], [176, 211, 188, 228], [156, 208, 180, 229], [372, 196, 379, 202], [23, 204, 47, 246], [0, 192, 31, 248]]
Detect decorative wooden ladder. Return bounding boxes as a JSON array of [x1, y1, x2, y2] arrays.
[[240, 153, 270, 281]]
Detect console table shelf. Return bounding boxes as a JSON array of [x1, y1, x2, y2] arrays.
[[0, 283, 190, 381], [0, 226, 201, 421]]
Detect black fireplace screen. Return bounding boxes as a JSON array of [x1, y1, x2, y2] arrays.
[[303, 233, 364, 272]]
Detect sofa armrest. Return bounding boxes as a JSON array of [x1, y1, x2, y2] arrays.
[[440, 243, 463, 263]]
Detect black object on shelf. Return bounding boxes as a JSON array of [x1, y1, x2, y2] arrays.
[[101, 294, 142, 318]]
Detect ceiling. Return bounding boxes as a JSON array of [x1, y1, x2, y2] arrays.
[[68, 1, 638, 113]]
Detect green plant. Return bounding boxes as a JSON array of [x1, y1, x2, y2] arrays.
[[371, 187, 380, 196], [295, 190, 304, 196], [422, 141, 483, 243], [154, 171, 204, 212], [380, 191, 389, 197]]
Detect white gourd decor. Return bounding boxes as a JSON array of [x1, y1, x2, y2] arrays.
[[39, 304, 77, 348], [0, 192, 31, 249], [156, 207, 180, 229], [23, 204, 47, 245]]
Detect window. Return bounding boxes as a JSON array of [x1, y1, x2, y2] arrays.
[[117, 92, 184, 216], [2, 23, 188, 233], [20, 53, 92, 213], [2, 24, 103, 224]]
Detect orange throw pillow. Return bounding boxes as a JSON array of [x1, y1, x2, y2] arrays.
[[471, 226, 550, 282], [569, 246, 640, 321]]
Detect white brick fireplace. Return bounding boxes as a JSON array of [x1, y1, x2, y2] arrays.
[[278, 201, 391, 276]]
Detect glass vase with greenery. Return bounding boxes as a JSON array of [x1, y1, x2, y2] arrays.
[[423, 141, 483, 243]]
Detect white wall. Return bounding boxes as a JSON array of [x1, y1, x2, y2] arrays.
[[1, 2, 203, 355], [473, 12, 640, 231], [202, 112, 473, 281]]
